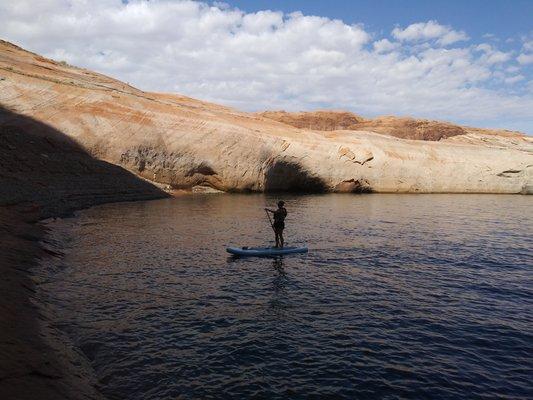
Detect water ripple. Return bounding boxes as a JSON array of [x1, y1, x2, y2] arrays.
[[37, 194, 533, 399]]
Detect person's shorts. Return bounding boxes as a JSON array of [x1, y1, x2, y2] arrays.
[[274, 222, 284, 232]]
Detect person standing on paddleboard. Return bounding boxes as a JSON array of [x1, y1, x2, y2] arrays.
[[265, 201, 287, 248]]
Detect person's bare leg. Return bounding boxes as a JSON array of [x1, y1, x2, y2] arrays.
[[275, 232, 280, 248], [280, 231, 284, 248]]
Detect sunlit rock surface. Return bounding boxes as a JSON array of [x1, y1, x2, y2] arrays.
[[1, 40, 531, 194]]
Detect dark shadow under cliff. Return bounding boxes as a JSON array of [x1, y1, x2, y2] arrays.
[[0, 105, 168, 218], [264, 160, 327, 193]]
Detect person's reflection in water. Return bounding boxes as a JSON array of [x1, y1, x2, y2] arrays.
[[270, 257, 290, 314], [272, 257, 285, 286]]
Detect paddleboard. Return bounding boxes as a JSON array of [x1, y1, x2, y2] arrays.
[[226, 246, 308, 256]]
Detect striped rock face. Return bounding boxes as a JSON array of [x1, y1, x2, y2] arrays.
[[1, 40, 532, 194]]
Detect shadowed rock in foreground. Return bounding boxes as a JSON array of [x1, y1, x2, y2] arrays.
[[0, 106, 168, 218], [0, 107, 167, 400]]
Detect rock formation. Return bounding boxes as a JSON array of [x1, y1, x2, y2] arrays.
[[258, 110, 365, 132], [1, 39, 532, 195], [258, 110, 528, 142], [0, 106, 168, 218]]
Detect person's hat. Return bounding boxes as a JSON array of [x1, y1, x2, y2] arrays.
[[278, 200, 285, 207]]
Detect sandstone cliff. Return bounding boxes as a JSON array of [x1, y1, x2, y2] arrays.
[[1, 107, 169, 216], [1, 40, 531, 195]]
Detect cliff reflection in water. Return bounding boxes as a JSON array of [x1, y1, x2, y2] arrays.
[[38, 194, 533, 399]]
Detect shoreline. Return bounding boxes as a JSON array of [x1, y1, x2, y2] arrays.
[[0, 102, 170, 398], [0, 205, 104, 399], [0, 156, 169, 399], [0, 193, 169, 399]]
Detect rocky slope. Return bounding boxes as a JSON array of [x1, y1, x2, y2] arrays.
[[1, 39, 532, 195], [258, 110, 528, 142], [258, 111, 366, 133], [0, 106, 168, 218]]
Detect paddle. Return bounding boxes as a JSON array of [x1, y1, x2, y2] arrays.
[[265, 208, 276, 233]]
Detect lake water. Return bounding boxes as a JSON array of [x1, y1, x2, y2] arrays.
[[37, 194, 532, 399]]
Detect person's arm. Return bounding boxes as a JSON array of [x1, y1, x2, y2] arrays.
[[264, 208, 275, 213]]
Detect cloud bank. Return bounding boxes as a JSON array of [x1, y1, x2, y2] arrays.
[[0, 0, 532, 132]]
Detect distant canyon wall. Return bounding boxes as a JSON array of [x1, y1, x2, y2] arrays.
[[258, 110, 529, 142]]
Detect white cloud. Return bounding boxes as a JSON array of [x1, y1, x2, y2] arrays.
[[485, 51, 512, 64], [517, 53, 533, 65], [373, 38, 398, 53], [476, 43, 492, 52], [392, 20, 469, 46], [523, 37, 533, 52], [0, 1, 531, 131], [505, 75, 525, 84], [475, 43, 512, 65]]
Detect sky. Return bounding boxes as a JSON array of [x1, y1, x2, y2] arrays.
[[0, 0, 532, 133]]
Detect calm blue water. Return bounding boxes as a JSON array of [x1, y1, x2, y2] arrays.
[[38, 194, 532, 399]]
